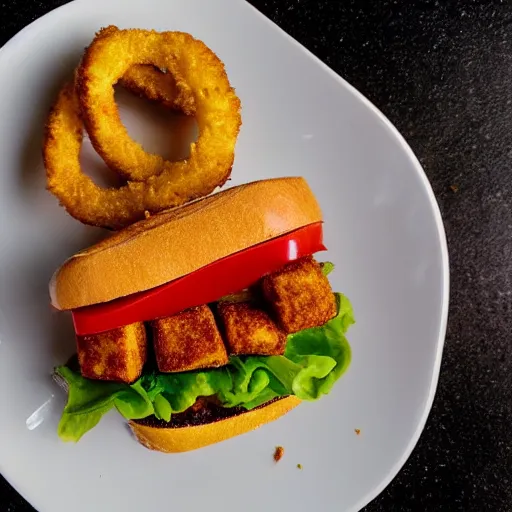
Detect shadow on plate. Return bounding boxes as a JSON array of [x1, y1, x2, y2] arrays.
[[12, 226, 107, 368], [17, 51, 79, 199]]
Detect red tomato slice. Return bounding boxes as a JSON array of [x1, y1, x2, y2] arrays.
[[72, 222, 325, 335]]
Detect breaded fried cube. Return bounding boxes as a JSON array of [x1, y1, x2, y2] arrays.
[[261, 256, 337, 333], [151, 305, 228, 372], [76, 322, 147, 383], [217, 301, 286, 356]]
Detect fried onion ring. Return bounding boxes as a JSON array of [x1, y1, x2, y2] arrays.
[[77, 27, 241, 182], [87, 25, 194, 114], [43, 82, 231, 230], [119, 65, 196, 114]]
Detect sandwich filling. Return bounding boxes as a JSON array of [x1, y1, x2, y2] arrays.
[[55, 233, 355, 442], [71, 222, 325, 335]]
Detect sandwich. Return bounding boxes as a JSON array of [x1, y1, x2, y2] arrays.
[[51, 177, 355, 453]]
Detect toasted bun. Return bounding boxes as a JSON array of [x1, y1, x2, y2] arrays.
[[50, 177, 322, 310], [129, 396, 301, 453]]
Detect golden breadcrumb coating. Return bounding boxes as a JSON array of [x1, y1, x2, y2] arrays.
[[119, 64, 195, 114], [43, 79, 231, 229], [217, 301, 286, 355], [43, 26, 241, 229], [44, 82, 150, 229], [77, 26, 241, 182], [151, 305, 228, 372], [261, 256, 337, 333], [76, 322, 147, 383]]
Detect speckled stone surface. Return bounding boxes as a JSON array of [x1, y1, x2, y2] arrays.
[[1, 1, 511, 511]]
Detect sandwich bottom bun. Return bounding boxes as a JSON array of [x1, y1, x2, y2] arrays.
[[129, 396, 301, 453]]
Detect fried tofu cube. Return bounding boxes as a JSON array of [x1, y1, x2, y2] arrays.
[[151, 305, 228, 372], [217, 301, 286, 356], [76, 322, 147, 383], [261, 256, 337, 333]]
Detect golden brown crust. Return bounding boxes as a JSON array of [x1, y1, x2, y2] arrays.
[[44, 27, 240, 229], [50, 177, 323, 310], [261, 256, 337, 333], [119, 64, 195, 114], [76, 26, 241, 182], [76, 322, 147, 383], [217, 301, 286, 356], [151, 305, 228, 372], [129, 396, 301, 453], [43, 82, 151, 230]]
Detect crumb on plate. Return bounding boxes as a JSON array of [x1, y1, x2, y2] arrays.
[[273, 446, 284, 462]]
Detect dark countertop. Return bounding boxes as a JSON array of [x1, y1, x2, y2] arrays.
[[1, 1, 511, 511]]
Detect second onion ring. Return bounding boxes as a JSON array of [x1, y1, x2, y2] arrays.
[[77, 26, 241, 182], [43, 81, 231, 230], [44, 83, 146, 229]]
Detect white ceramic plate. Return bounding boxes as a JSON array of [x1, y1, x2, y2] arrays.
[[0, 1, 449, 511]]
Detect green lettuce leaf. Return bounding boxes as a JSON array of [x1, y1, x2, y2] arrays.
[[55, 292, 354, 442], [320, 261, 335, 276], [55, 366, 154, 442]]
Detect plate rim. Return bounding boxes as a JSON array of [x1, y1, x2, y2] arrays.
[[0, 1, 450, 510]]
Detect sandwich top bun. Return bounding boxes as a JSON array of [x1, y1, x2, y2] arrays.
[[129, 396, 301, 453], [50, 177, 323, 311]]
